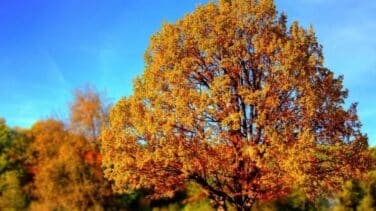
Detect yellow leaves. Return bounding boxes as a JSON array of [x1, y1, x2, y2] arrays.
[[209, 74, 232, 103], [108, 97, 130, 130], [221, 112, 241, 130], [243, 144, 260, 160], [219, 58, 234, 70], [308, 54, 317, 67], [69, 86, 108, 141]]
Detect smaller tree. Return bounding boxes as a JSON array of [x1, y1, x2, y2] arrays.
[[341, 148, 376, 210], [0, 119, 30, 210], [333, 180, 365, 211], [27, 119, 108, 210], [69, 85, 109, 142], [358, 180, 376, 210], [0, 171, 28, 210]]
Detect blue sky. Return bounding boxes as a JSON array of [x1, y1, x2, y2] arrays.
[[0, 0, 375, 144]]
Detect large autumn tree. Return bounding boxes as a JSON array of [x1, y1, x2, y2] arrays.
[[102, 0, 372, 210]]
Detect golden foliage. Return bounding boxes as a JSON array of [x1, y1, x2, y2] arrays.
[[27, 119, 109, 210], [70, 85, 108, 141], [102, 0, 372, 209]]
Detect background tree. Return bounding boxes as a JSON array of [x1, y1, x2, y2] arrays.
[[68, 86, 146, 209], [357, 176, 376, 210], [70, 85, 109, 142], [102, 0, 372, 210], [333, 147, 376, 211], [0, 118, 30, 210], [332, 180, 364, 211], [27, 119, 108, 210]]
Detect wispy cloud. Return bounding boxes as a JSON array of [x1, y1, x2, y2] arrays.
[[43, 51, 70, 89]]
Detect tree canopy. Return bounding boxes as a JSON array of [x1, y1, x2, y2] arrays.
[[102, 0, 372, 210]]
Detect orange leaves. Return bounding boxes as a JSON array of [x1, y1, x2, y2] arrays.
[[69, 86, 108, 141], [102, 0, 372, 209], [27, 119, 109, 210], [84, 150, 102, 167]]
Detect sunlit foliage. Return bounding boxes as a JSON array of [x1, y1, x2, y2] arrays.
[[102, 0, 372, 209], [27, 119, 108, 210]]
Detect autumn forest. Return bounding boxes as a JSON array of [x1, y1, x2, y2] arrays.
[[1, 0, 375, 210]]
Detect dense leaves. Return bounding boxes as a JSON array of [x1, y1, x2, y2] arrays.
[[0, 89, 142, 210], [26, 119, 108, 210], [0, 0, 374, 210], [102, 0, 372, 210]]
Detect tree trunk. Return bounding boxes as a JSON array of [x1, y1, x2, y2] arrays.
[[234, 201, 254, 211], [236, 206, 252, 211], [211, 198, 228, 211]]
